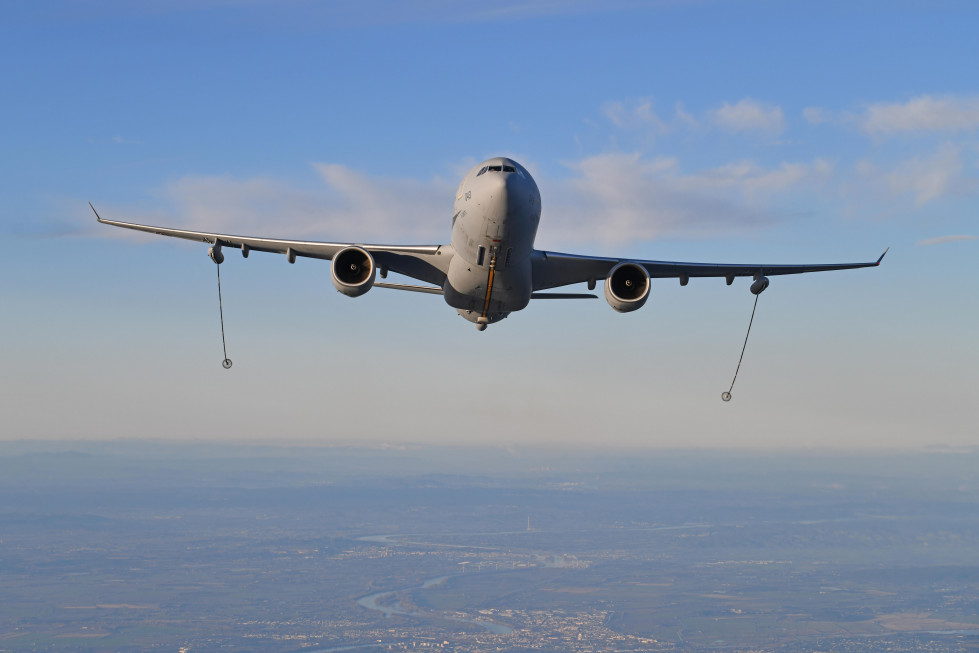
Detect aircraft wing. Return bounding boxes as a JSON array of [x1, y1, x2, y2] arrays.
[[531, 248, 888, 291], [92, 206, 450, 287]]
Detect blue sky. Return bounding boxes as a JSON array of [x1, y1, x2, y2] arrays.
[[1, 1, 976, 449]]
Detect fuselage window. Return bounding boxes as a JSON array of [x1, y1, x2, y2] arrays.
[[476, 167, 488, 176], [505, 247, 512, 267], [477, 245, 486, 266]]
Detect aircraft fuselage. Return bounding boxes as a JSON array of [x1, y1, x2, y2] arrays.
[[444, 158, 541, 327]]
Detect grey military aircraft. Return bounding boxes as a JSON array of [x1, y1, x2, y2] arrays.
[[94, 157, 886, 331]]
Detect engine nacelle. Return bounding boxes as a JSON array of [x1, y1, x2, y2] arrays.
[[331, 246, 376, 297], [750, 275, 770, 295], [604, 262, 650, 313]]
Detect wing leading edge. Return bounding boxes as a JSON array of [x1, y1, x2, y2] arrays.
[[91, 205, 450, 287], [531, 248, 887, 291], [92, 205, 885, 297]]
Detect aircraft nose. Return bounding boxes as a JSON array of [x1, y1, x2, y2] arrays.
[[484, 171, 507, 194], [490, 173, 527, 215], [480, 170, 531, 220], [481, 173, 508, 214]]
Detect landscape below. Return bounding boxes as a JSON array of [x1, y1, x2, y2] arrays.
[[1, 441, 977, 652]]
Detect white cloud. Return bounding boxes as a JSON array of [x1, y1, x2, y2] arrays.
[[103, 152, 822, 250], [676, 158, 833, 198], [674, 101, 699, 129], [602, 98, 708, 135], [709, 98, 784, 134], [604, 97, 785, 135], [803, 106, 831, 125], [882, 143, 972, 206], [602, 98, 669, 133], [916, 234, 977, 246], [94, 138, 975, 255], [538, 152, 833, 247], [78, 141, 971, 253], [309, 163, 454, 240], [849, 143, 978, 208], [95, 164, 456, 243], [860, 95, 979, 134]]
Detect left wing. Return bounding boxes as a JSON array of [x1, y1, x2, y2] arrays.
[[92, 205, 451, 287], [531, 248, 888, 291]]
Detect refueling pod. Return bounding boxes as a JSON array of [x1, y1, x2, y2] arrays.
[[604, 262, 650, 313], [331, 246, 376, 297], [208, 244, 224, 265]]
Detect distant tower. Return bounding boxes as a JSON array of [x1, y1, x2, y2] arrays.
[[527, 515, 531, 532]]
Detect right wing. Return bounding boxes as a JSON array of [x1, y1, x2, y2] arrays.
[[92, 204, 451, 287], [531, 248, 887, 291]]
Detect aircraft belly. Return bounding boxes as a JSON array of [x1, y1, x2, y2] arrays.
[[443, 256, 531, 313]]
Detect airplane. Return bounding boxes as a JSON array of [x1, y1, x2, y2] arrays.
[[93, 156, 886, 332]]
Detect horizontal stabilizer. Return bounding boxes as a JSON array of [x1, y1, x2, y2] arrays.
[[530, 292, 597, 299], [374, 282, 443, 295]]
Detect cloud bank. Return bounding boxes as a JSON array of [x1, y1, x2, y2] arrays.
[[709, 98, 784, 134], [161, 166, 455, 243], [88, 151, 834, 250], [855, 143, 976, 207], [81, 93, 979, 249], [540, 153, 831, 247], [603, 97, 785, 136], [861, 95, 979, 135]]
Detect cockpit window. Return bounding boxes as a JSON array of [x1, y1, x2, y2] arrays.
[[479, 164, 522, 176]]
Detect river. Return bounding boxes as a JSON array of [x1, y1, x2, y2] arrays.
[[356, 575, 513, 635]]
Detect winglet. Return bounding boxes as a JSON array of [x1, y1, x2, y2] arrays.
[[876, 247, 890, 265], [89, 202, 105, 223]]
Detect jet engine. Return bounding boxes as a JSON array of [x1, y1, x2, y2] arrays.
[[331, 246, 376, 297], [750, 275, 770, 295], [604, 262, 650, 313]]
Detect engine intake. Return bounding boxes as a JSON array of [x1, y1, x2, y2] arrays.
[[331, 246, 376, 297], [604, 262, 650, 313]]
